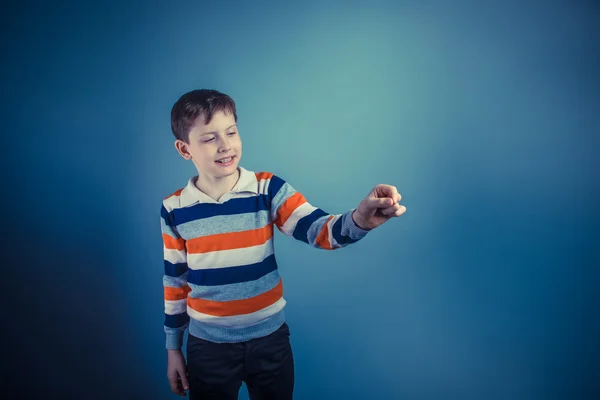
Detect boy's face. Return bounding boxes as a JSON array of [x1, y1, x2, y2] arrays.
[[175, 110, 242, 180]]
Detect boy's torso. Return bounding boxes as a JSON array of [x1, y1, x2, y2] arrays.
[[166, 167, 287, 343]]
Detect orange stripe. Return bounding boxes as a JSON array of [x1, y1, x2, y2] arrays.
[[315, 215, 334, 250], [255, 172, 274, 181], [275, 192, 307, 228], [165, 188, 183, 200], [163, 234, 185, 251], [165, 285, 191, 301], [186, 225, 272, 254], [188, 279, 283, 317]]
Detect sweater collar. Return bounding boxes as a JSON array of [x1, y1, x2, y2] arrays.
[[179, 166, 258, 206]]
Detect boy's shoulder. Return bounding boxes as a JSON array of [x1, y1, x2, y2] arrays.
[[162, 187, 185, 212], [255, 170, 276, 181], [164, 188, 184, 201], [253, 170, 289, 191], [239, 167, 288, 188]]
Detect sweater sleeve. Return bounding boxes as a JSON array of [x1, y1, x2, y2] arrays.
[[268, 175, 369, 249], [161, 201, 191, 350]]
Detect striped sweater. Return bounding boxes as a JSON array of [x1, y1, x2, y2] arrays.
[[161, 166, 369, 349]]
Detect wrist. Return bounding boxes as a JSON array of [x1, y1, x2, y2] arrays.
[[352, 210, 371, 231]]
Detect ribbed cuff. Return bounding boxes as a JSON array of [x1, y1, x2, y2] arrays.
[[344, 209, 370, 239], [166, 332, 184, 350]]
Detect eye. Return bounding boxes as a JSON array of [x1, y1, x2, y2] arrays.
[[227, 131, 237, 136], [202, 137, 215, 143]]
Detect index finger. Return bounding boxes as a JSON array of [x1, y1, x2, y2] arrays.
[[376, 184, 401, 203]]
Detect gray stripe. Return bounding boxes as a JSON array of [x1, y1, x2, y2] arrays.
[[270, 182, 296, 220], [163, 273, 188, 287], [306, 214, 335, 246], [178, 211, 270, 237], [161, 218, 179, 237]]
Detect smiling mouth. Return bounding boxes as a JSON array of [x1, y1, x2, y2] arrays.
[[215, 156, 235, 164]]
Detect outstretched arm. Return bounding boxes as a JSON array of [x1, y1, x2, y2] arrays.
[[268, 175, 405, 249]]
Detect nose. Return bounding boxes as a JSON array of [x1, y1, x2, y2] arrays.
[[218, 136, 231, 152]]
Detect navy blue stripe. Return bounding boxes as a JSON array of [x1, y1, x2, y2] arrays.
[[187, 254, 278, 286], [170, 194, 270, 225], [165, 312, 189, 328], [293, 208, 328, 243], [332, 217, 359, 245], [268, 175, 285, 201], [164, 261, 189, 277], [161, 204, 175, 227]]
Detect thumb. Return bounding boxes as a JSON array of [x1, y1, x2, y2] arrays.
[[370, 197, 394, 208]]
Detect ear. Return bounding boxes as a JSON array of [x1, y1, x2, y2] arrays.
[[174, 140, 192, 160]]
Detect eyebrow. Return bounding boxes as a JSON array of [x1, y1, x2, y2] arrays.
[[198, 124, 237, 136]]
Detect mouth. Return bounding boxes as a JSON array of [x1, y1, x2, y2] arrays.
[[215, 155, 236, 166]]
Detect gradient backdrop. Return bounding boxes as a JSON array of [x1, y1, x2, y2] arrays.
[[3, 1, 598, 399]]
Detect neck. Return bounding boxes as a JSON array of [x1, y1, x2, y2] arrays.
[[195, 168, 240, 201]]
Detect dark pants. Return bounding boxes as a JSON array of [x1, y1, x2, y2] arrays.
[[186, 323, 294, 400]]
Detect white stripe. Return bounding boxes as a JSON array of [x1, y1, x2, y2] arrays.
[[163, 194, 181, 210], [280, 202, 318, 235], [257, 177, 271, 195], [165, 299, 187, 315], [187, 297, 286, 327], [327, 214, 342, 249], [164, 247, 187, 264], [187, 240, 274, 270]]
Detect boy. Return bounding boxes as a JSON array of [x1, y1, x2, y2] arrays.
[[161, 89, 406, 399]]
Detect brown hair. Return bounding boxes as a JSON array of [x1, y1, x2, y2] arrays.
[[170, 89, 238, 143]]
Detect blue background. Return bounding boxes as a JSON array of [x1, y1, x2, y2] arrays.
[[3, 1, 598, 399]]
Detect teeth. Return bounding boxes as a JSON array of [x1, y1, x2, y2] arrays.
[[217, 157, 232, 163]]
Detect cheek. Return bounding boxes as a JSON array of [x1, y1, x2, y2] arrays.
[[195, 146, 214, 160]]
